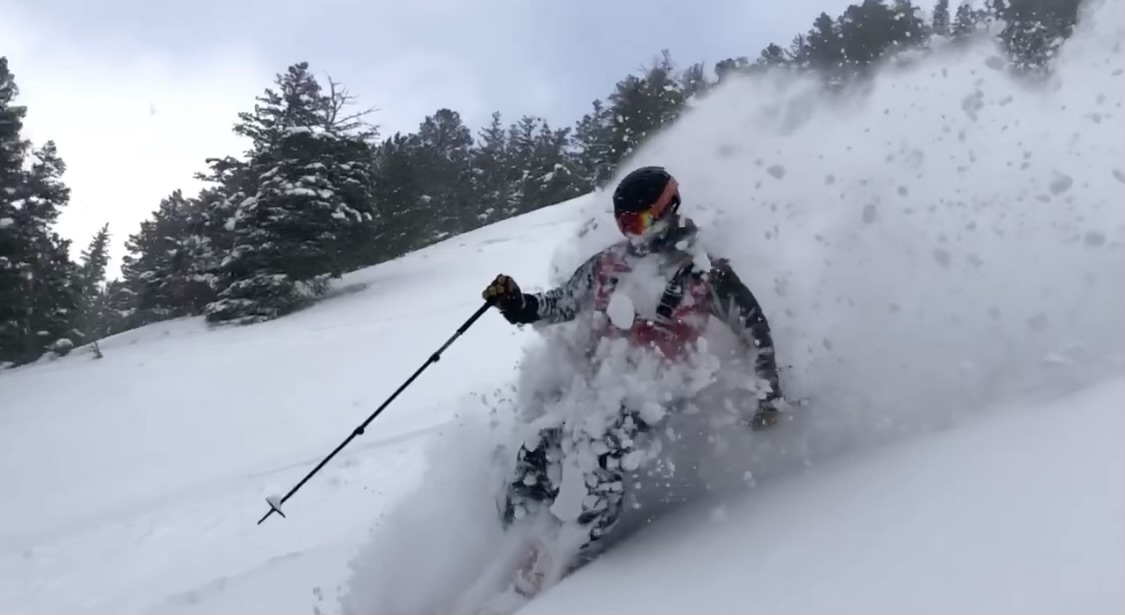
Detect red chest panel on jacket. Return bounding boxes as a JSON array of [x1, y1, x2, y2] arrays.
[[590, 250, 711, 359]]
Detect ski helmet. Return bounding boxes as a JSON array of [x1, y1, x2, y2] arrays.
[[612, 166, 681, 238]]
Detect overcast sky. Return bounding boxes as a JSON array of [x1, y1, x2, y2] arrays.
[[0, 0, 855, 271]]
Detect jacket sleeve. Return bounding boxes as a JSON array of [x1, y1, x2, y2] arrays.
[[706, 258, 782, 401], [500, 253, 601, 325]]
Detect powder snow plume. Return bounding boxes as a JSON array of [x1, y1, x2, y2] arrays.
[[339, 0, 1124, 611], [555, 0, 1124, 474]]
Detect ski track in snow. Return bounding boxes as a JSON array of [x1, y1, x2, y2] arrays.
[[2, 1, 1125, 612]]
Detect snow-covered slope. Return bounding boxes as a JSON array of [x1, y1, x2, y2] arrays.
[[522, 378, 1125, 615], [0, 198, 589, 614], [2, 0, 1123, 613]]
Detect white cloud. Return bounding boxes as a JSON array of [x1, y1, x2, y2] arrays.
[[351, 50, 492, 135], [1, 5, 273, 274]]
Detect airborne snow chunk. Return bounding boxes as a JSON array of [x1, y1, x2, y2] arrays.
[[605, 291, 635, 330]]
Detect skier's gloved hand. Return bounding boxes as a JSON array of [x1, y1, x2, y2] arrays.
[[483, 274, 524, 310], [749, 399, 781, 431], [483, 274, 536, 324]]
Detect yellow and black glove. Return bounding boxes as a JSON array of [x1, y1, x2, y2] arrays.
[[749, 399, 781, 431], [483, 274, 535, 323]]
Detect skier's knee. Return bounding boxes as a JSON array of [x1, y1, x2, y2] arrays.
[[501, 427, 564, 527]]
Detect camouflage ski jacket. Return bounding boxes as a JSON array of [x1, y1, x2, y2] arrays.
[[500, 229, 781, 401]]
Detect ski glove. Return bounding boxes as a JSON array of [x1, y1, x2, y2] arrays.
[[483, 274, 537, 324], [749, 399, 781, 431]]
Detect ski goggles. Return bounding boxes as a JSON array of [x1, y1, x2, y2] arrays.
[[614, 178, 681, 237]]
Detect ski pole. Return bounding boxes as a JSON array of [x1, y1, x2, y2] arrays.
[[257, 301, 494, 525]]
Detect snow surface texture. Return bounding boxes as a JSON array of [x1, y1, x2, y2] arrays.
[[2, 0, 1123, 613]]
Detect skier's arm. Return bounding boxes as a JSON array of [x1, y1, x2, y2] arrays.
[[485, 254, 600, 325], [706, 259, 782, 402]]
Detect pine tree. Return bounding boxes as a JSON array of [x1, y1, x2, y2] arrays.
[[366, 109, 473, 259], [757, 43, 790, 68], [715, 56, 751, 81], [505, 117, 579, 215], [27, 233, 79, 356], [838, 1, 891, 74], [325, 128, 379, 271], [192, 155, 255, 291], [604, 50, 686, 171], [75, 223, 111, 342], [0, 57, 30, 365], [932, 0, 952, 37], [319, 75, 380, 271], [16, 142, 79, 360], [205, 62, 377, 324], [572, 99, 614, 189], [78, 224, 111, 289], [788, 34, 812, 70], [679, 62, 712, 101], [806, 12, 846, 78], [20, 142, 68, 227], [527, 121, 580, 211], [121, 190, 211, 323], [471, 111, 512, 225], [505, 116, 541, 215], [97, 279, 137, 337], [996, 0, 1080, 71], [0, 64, 80, 364], [409, 108, 474, 240], [889, 0, 927, 48], [952, 1, 985, 39], [369, 133, 425, 261]]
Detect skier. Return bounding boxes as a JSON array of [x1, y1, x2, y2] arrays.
[[481, 166, 786, 591]]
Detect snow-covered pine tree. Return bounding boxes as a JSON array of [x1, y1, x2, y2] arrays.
[[805, 12, 846, 78], [18, 142, 80, 360], [932, 0, 952, 37], [470, 111, 511, 226], [408, 108, 474, 241], [78, 224, 110, 288], [951, 1, 988, 39], [504, 116, 540, 216], [996, 0, 1080, 72], [192, 155, 255, 293], [96, 279, 137, 337], [505, 116, 580, 216], [0, 57, 30, 365], [27, 232, 79, 357], [74, 223, 111, 343], [679, 62, 712, 101], [369, 133, 425, 261], [205, 62, 376, 324], [757, 43, 789, 68], [572, 100, 614, 189], [121, 190, 216, 324], [604, 51, 686, 170], [369, 109, 515, 261]]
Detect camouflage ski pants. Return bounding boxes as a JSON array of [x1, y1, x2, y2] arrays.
[[500, 408, 666, 561]]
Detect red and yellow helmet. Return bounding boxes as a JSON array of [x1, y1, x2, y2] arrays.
[[612, 166, 682, 238]]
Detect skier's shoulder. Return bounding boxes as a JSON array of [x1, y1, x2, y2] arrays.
[[699, 252, 745, 292], [583, 240, 633, 269], [550, 241, 630, 295]]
